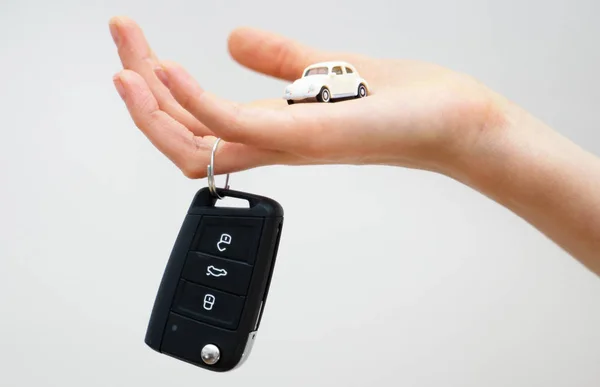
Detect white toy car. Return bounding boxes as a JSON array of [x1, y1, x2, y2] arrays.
[[283, 61, 369, 104]]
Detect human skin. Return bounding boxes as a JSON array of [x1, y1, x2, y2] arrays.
[[109, 16, 600, 276]]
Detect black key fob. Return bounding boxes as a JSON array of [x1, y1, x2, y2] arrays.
[[144, 187, 284, 372]]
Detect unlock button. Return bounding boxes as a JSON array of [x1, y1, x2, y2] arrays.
[[217, 233, 232, 252], [192, 216, 264, 264]]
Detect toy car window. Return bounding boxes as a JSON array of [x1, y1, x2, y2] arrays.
[[304, 67, 328, 76], [332, 66, 343, 75], [345, 67, 353, 73]]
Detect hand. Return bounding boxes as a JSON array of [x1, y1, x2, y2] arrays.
[[109, 16, 507, 179], [110, 16, 600, 275]]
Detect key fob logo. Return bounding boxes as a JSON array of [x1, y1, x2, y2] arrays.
[[203, 294, 216, 311], [217, 233, 232, 252]]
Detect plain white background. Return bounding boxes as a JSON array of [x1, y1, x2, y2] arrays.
[[1, 0, 599, 386]]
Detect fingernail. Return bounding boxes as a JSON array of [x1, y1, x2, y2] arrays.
[[109, 22, 120, 46], [154, 67, 169, 87], [113, 74, 126, 99]]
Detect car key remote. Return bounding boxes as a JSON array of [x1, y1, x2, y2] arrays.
[[144, 186, 284, 372]]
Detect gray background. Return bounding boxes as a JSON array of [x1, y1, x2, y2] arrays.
[[1, 0, 599, 386]]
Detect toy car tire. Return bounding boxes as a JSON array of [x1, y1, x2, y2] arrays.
[[287, 100, 295, 105], [357, 84, 368, 98], [316, 87, 331, 103]]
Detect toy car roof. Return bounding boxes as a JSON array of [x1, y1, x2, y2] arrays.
[[303, 61, 356, 70]]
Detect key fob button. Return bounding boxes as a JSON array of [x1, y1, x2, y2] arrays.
[[200, 344, 221, 365], [182, 252, 253, 296], [192, 216, 263, 264], [172, 280, 245, 330], [162, 313, 240, 369]]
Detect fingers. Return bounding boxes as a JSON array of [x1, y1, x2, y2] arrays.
[[227, 27, 379, 86], [154, 60, 386, 163], [155, 61, 323, 153], [113, 69, 203, 169], [227, 27, 329, 82], [113, 69, 298, 178], [109, 16, 211, 136]]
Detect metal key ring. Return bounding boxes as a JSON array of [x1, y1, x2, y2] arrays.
[[207, 138, 230, 199]]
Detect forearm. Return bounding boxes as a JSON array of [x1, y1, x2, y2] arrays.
[[450, 100, 600, 276]]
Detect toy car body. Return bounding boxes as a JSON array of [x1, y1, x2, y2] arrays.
[[283, 61, 369, 104]]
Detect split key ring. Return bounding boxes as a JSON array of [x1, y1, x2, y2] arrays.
[[206, 138, 230, 199]]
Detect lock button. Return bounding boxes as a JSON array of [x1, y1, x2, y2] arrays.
[[172, 280, 246, 330], [192, 216, 264, 264]]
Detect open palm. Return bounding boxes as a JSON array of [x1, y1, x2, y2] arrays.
[[110, 16, 504, 179]]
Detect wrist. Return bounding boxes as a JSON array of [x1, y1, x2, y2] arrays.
[[442, 94, 531, 197], [446, 95, 600, 270]]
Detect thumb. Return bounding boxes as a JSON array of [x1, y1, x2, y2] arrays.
[[227, 26, 330, 82]]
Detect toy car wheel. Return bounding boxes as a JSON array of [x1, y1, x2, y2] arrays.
[[357, 84, 367, 98], [287, 100, 294, 105], [316, 87, 331, 102]]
